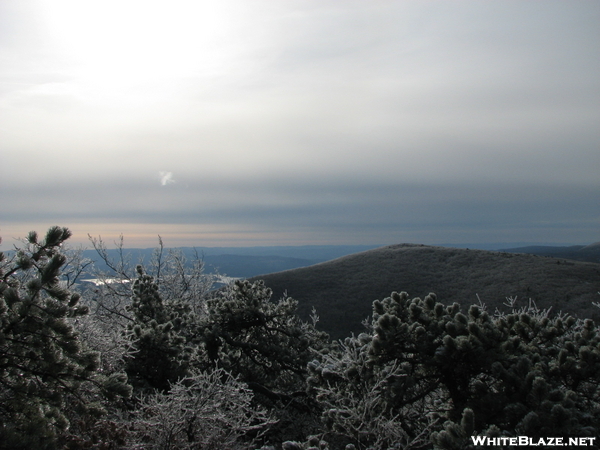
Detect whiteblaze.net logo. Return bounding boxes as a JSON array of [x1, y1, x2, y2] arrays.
[[471, 436, 597, 447]]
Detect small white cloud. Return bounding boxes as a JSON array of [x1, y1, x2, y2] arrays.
[[159, 171, 175, 186]]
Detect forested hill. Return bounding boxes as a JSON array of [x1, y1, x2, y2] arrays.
[[253, 244, 600, 339]]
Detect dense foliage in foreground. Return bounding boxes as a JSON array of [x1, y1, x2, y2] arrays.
[[1, 227, 599, 449]]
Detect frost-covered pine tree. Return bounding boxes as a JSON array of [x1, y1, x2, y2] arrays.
[[308, 291, 600, 450], [197, 279, 329, 444], [0, 227, 130, 449], [200, 280, 328, 396], [124, 265, 196, 393]]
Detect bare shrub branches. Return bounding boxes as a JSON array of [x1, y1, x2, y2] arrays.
[[131, 368, 274, 450]]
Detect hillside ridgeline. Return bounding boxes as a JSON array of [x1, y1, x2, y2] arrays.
[[254, 244, 600, 339]]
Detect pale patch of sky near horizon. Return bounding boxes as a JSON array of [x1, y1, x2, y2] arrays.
[[0, 0, 599, 248]]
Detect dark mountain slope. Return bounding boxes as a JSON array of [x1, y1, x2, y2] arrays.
[[253, 244, 600, 339]]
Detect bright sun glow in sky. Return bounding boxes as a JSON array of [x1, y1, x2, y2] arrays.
[[40, 1, 250, 104], [1, 0, 599, 248]]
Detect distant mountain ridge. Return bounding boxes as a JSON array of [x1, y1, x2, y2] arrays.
[[253, 244, 600, 339], [500, 243, 600, 264], [201, 254, 318, 279]]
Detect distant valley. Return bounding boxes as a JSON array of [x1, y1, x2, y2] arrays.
[[81, 244, 380, 278]]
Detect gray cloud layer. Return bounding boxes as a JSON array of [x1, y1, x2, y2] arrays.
[[1, 1, 598, 246]]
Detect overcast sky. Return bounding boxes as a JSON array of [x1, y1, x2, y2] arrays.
[[1, 0, 599, 248]]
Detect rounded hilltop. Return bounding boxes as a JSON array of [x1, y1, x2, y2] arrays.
[[254, 244, 600, 339]]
